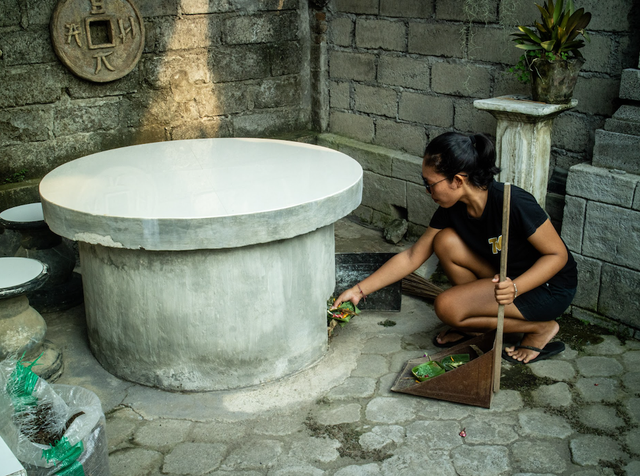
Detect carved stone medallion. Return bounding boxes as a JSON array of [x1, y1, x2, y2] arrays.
[[51, 0, 145, 83]]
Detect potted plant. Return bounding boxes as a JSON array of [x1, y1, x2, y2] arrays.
[[510, 0, 591, 104]]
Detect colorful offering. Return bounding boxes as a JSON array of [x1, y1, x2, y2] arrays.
[[327, 299, 361, 323]]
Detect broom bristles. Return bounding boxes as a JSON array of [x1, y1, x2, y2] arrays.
[[402, 272, 444, 301]]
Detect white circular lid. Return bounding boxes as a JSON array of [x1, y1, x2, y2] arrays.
[[0, 203, 44, 223], [0, 257, 46, 289]]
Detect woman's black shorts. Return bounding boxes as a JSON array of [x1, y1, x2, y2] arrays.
[[513, 282, 577, 322]]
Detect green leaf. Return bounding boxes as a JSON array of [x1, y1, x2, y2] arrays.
[[574, 11, 592, 30], [519, 25, 543, 44], [541, 40, 556, 51], [553, 0, 563, 25], [567, 0, 575, 14], [516, 43, 543, 51]]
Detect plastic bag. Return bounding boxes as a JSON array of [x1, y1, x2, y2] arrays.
[[0, 357, 109, 475]]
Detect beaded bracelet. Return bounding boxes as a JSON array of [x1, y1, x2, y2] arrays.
[[513, 281, 518, 299], [357, 283, 367, 301]]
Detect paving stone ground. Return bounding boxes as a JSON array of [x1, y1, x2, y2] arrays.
[[42, 220, 640, 476]]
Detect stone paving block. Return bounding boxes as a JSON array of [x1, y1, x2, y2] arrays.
[[579, 404, 625, 432], [352, 354, 390, 378], [329, 111, 375, 143], [326, 377, 377, 401], [378, 55, 430, 90], [517, 409, 573, 439], [252, 412, 306, 436], [269, 466, 324, 476], [432, 62, 492, 98], [288, 436, 341, 463], [459, 415, 519, 445], [220, 439, 284, 471], [358, 425, 404, 451], [556, 344, 579, 361], [584, 335, 626, 356], [380, 0, 432, 18], [381, 450, 457, 475], [354, 84, 397, 117], [329, 51, 376, 81], [512, 440, 569, 474], [408, 22, 463, 58], [532, 382, 573, 407], [530, 360, 576, 381], [365, 396, 417, 424], [576, 356, 624, 377], [626, 397, 640, 424], [624, 461, 640, 476], [163, 442, 227, 474], [451, 445, 510, 476], [189, 421, 247, 443], [622, 372, 640, 395], [625, 427, 640, 456], [315, 403, 362, 425], [133, 419, 192, 449], [405, 420, 463, 450], [334, 463, 382, 475], [566, 163, 640, 208], [374, 119, 427, 158], [331, 16, 353, 47], [416, 399, 473, 421], [622, 351, 640, 370], [486, 389, 524, 412], [576, 378, 619, 403], [399, 92, 454, 128], [376, 372, 398, 397], [561, 196, 586, 254], [361, 335, 403, 354], [569, 435, 628, 466], [356, 19, 406, 52], [109, 447, 163, 475]]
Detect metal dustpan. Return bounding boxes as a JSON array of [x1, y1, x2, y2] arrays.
[[391, 330, 497, 408]]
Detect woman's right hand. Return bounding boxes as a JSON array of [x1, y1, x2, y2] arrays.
[[331, 286, 362, 309]]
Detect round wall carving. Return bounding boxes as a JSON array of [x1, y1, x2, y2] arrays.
[[50, 0, 145, 83]]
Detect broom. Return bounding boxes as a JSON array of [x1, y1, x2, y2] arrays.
[[401, 272, 444, 301]]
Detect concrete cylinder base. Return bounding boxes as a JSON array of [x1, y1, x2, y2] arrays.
[[80, 225, 335, 391], [0, 295, 47, 358]]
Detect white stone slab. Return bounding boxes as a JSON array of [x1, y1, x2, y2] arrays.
[[0, 257, 45, 289], [40, 139, 363, 251], [0, 203, 44, 224]]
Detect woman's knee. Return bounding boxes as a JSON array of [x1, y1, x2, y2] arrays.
[[434, 291, 460, 326], [433, 228, 464, 260]]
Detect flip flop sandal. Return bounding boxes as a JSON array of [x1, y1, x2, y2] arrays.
[[432, 328, 474, 348], [502, 341, 566, 364]]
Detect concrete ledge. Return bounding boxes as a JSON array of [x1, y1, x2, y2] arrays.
[[620, 68, 640, 101], [566, 163, 640, 208], [593, 130, 640, 175]]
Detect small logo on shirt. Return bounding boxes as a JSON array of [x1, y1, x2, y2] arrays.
[[488, 235, 502, 255]]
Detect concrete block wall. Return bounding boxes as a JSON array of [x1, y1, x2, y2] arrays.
[[0, 0, 312, 186], [325, 0, 640, 230]]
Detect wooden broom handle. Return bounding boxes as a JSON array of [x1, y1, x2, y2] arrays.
[[493, 183, 511, 393]]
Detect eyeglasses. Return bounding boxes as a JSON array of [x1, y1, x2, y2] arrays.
[[421, 174, 468, 194]]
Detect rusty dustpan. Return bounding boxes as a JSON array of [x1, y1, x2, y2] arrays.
[[391, 183, 512, 409]]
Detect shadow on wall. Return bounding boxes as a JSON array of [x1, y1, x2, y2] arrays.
[[0, 0, 309, 184]]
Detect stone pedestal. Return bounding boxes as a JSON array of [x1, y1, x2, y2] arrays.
[[0, 257, 63, 381], [474, 95, 577, 207]]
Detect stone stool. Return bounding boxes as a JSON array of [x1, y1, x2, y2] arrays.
[[0, 257, 63, 381], [0, 203, 82, 312]]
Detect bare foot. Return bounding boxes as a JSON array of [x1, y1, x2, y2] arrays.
[[504, 321, 560, 363], [435, 328, 481, 346]]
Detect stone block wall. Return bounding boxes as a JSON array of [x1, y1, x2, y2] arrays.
[[325, 0, 640, 231], [0, 0, 312, 185]]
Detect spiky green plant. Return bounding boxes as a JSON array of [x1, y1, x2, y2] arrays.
[[512, 0, 591, 58], [509, 0, 591, 83]]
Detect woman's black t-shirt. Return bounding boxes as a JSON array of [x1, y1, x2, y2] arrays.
[[429, 181, 577, 288]]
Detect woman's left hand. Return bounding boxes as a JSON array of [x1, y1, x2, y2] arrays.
[[492, 275, 516, 305]]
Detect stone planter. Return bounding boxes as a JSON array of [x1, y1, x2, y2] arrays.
[[531, 57, 584, 104]]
